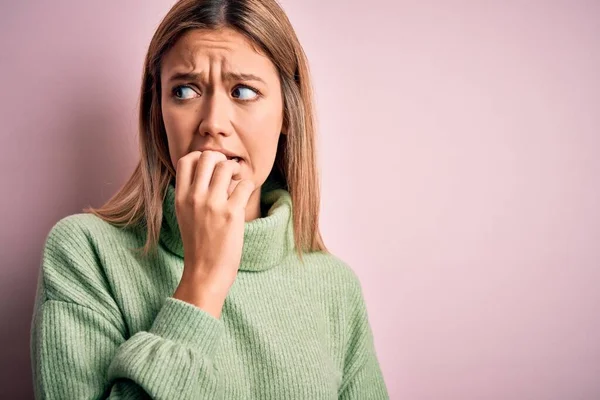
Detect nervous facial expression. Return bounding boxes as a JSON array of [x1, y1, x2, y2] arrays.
[[160, 27, 285, 193]]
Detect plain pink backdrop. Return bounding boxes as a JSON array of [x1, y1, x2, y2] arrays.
[[1, 1, 599, 399]]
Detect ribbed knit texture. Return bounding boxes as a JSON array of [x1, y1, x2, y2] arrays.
[[30, 175, 389, 399]]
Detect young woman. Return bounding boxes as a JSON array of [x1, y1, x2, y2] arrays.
[[30, 0, 389, 399]]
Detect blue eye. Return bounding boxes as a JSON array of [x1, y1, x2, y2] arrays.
[[232, 85, 259, 101], [171, 84, 260, 102], [172, 85, 197, 100]]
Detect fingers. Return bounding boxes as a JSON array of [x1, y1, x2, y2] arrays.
[[208, 159, 242, 203], [176, 150, 248, 208], [191, 151, 227, 195], [175, 152, 201, 199], [229, 179, 255, 209], [175, 150, 254, 209]]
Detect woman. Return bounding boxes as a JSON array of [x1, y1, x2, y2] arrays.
[[30, 0, 389, 399]]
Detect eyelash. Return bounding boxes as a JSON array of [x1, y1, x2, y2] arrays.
[[170, 84, 262, 103]]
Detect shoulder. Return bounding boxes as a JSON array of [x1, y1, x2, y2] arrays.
[[39, 213, 126, 325], [42, 212, 144, 279], [42, 213, 113, 277], [322, 252, 363, 291], [44, 212, 142, 256], [46, 212, 127, 242], [43, 213, 99, 258], [40, 213, 139, 303], [295, 251, 366, 305]]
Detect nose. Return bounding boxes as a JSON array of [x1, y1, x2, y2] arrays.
[[197, 89, 233, 138]]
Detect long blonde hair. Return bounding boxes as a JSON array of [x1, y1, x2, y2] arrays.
[[84, 0, 328, 262]]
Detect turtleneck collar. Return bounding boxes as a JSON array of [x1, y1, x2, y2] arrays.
[[159, 173, 295, 272]]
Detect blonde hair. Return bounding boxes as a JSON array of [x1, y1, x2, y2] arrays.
[[84, 0, 328, 262]]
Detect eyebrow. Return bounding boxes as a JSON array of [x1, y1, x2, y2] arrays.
[[167, 71, 266, 85]]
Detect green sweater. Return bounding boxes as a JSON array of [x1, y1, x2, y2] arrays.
[[30, 177, 389, 399]]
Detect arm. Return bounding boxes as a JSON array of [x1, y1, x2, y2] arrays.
[[338, 274, 389, 400], [30, 216, 224, 400]]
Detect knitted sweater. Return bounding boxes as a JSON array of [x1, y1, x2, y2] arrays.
[[30, 176, 389, 400]]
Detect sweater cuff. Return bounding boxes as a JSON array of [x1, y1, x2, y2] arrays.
[[149, 297, 224, 357]]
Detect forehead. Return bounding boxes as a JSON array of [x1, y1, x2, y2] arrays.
[[161, 28, 278, 79]]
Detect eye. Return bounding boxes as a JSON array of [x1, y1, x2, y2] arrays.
[[232, 85, 260, 101], [172, 85, 198, 100]]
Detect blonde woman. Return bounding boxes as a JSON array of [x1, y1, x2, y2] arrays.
[[30, 0, 389, 398]]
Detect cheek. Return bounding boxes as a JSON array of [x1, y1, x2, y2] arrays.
[[243, 130, 282, 178], [162, 105, 198, 167], [238, 104, 284, 173], [239, 102, 283, 138], [162, 106, 194, 135]]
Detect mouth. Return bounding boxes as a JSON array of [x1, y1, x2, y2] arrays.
[[226, 156, 242, 163]]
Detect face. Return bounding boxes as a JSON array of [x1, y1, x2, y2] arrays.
[[160, 27, 285, 192]]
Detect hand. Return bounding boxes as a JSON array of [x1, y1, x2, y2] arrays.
[[171, 150, 255, 317]]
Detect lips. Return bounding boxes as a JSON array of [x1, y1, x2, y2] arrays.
[[227, 156, 242, 163]]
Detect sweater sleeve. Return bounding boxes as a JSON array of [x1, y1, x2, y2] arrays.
[[338, 272, 390, 400], [30, 216, 224, 400]]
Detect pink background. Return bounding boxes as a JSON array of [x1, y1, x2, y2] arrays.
[[1, 1, 599, 399]]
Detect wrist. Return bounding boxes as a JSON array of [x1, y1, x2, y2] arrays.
[[173, 275, 228, 318]]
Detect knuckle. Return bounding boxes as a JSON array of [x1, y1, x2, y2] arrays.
[[174, 194, 184, 208], [223, 207, 237, 220], [188, 193, 201, 207], [205, 199, 220, 214]]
